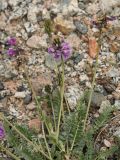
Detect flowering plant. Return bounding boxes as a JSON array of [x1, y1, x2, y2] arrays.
[[0, 37, 17, 56]]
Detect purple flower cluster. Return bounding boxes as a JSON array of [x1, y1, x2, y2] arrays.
[[6, 37, 17, 56], [0, 123, 5, 140], [48, 40, 72, 60], [7, 37, 16, 46]]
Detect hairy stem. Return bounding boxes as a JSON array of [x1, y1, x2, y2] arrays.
[[50, 94, 57, 131], [0, 144, 21, 160], [83, 53, 99, 132], [42, 123, 53, 160], [56, 58, 65, 140]]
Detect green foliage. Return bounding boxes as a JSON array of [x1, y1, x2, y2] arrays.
[[2, 91, 120, 160]]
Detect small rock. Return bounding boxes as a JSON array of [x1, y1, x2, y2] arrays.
[[99, 100, 111, 113], [107, 68, 120, 78], [86, 3, 100, 14], [89, 37, 99, 59], [17, 85, 25, 92], [114, 100, 120, 109], [66, 33, 80, 49], [45, 54, 57, 70], [0, 0, 8, 11], [26, 35, 48, 49], [114, 127, 120, 138], [31, 75, 52, 95], [54, 15, 75, 35], [27, 4, 39, 23], [104, 84, 116, 94], [110, 42, 119, 53], [104, 139, 111, 148], [117, 53, 120, 61], [0, 12, 7, 29], [99, 0, 120, 13], [8, 0, 22, 6], [61, 0, 79, 16], [28, 118, 41, 132], [74, 20, 88, 34], [14, 92, 26, 98], [85, 91, 106, 108], [78, 2, 86, 9], [0, 82, 4, 91], [24, 95, 32, 105], [24, 22, 36, 33], [26, 102, 36, 110], [73, 53, 84, 64], [9, 7, 27, 20]]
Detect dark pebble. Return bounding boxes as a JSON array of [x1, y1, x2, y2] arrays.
[[0, 81, 4, 91], [73, 53, 84, 64], [74, 20, 88, 34], [23, 94, 32, 105], [17, 85, 25, 92]]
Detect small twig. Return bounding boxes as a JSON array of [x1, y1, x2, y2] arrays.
[[0, 144, 21, 160]]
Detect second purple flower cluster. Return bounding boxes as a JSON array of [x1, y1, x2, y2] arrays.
[[0, 123, 5, 140], [48, 39, 72, 61], [6, 37, 17, 56]]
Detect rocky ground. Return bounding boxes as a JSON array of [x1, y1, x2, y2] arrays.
[[0, 0, 120, 157]]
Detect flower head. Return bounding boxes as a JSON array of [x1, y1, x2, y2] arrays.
[[7, 48, 16, 56], [0, 123, 5, 139], [48, 39, 72, 60], [7, 37, 16, 46]]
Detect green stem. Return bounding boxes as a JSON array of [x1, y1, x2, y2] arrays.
[[1, 114, 51, 160], [50, 95, 57, 131], [83, 53, 99, 132], [56, 58, 65, 140], [42, 123, 53, 160], [0, 144, 21, 160]]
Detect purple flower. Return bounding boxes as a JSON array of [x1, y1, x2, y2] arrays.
[[7, 48, 16, 56], [7, 37, 16, 46], [0, 124, 5, 139], [48, 40, 72, 60]]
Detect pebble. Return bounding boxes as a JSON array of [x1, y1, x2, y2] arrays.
[[28, 118, 41, 132], [0, 0, 8, 11], [73, 53, 84, 64], [74, 20, 88, 34], [99, 100, 111, 113], [117, 53, 120, 61], [14, 92, 26, 98], [24, 94, 32, 105], [54, 15, 76, 35], [26, 34, 48, 48], [0, 82, 4, 91], [103, 139, 111, 148], [85, 91, 106, 108], [26, 102, 36, 110], [107, 68, 120, 78], [66, 33, 80, 49], [114, 127, 120, 138]]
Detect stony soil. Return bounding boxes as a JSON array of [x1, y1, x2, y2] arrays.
[[0, 0, 120, 158]]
